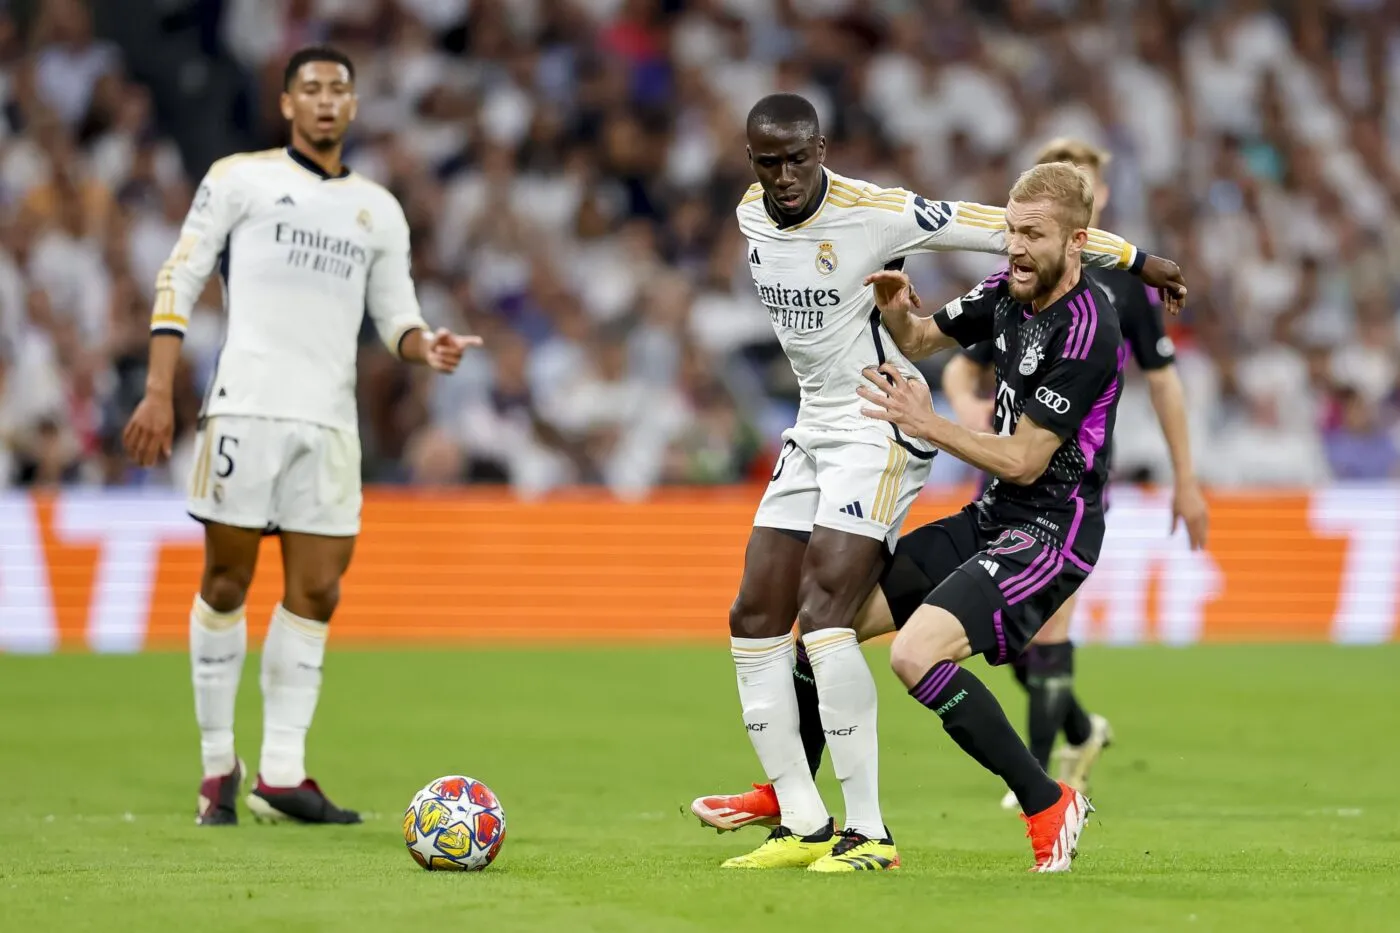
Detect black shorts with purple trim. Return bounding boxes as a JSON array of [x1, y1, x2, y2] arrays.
[[877, 504, 1092, 666]]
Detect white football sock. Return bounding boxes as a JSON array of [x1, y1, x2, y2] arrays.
[[190, 596, 246, 778], [258, 603, 328, 787], [803, 628, 885, 838], [732, 635, 829, 836]]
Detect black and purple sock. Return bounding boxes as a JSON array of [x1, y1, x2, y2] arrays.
[[911, 660, 1061, 815]]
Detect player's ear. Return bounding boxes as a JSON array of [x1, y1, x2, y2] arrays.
[[745, 145, 752, 166], [279, 92, 294, 123], [1067, 226, 1088, 256], [347, 93, 358, 123], [816, 136, 826, 163]]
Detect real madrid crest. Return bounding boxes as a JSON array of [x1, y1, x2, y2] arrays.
[[815, 241, 837, 276], [1019, 343, 1044, 376], [356, 209, 373, 232]]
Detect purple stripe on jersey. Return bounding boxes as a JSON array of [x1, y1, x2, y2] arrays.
[[992, 610, 1007, 665], [1002, 551, 1060, 602], [1005, 553, 1065, 605], [1064, 548, 1093, 573], [1072, 291, 1100, 359], [984, 268, 1010, 287], [1076, 345, 1127, 471], [913, 661, 960, 704], [1064, 485, 1086, 556], [999, 549, 1053, 594], [1062, 295, 1084, 358]]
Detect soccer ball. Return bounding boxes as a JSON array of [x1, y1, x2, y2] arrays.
[[403, 775, 506, 871]]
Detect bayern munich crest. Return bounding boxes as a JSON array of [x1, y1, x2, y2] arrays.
[[1019, 343, 1044, 376], [815, 241, 837, 275]]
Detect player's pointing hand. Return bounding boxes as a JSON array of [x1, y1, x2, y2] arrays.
[[424, 327, 483, 373]]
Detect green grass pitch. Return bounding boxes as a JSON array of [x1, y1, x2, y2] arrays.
[[1, 644, 1396, 932]]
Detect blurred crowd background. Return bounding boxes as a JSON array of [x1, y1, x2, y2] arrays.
[[0, 0, 1397, 496]]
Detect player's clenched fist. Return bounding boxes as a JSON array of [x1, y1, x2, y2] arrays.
[[424, 327, 483, 373], [123, 392, 175, 467]]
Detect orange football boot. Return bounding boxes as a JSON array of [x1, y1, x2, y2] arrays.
[[689, 783, 781, 833]]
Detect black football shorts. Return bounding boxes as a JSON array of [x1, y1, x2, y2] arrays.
[[878, 505, 1090, 665]]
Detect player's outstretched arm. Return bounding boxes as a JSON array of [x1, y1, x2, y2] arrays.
[[883, 195, 1188, 314], [863, 270, 958, 361], [367, 201, 482, 372], [858, 364, 1059, 484]]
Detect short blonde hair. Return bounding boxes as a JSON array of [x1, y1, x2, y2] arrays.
[[1034, 137, 1111, 175], [1008, 161, 1094, 231]]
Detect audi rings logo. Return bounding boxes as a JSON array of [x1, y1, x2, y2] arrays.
[[1035, 386, 1071, 414]]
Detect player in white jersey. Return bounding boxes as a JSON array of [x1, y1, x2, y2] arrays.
[[122, 47, 479, 826], [707, 94, 1186, 871]]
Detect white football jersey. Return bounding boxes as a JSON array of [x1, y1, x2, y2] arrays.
[[152, 148, 428, 433], [736, 168, 1137, 439]]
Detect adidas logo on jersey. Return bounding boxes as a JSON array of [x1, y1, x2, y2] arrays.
[[749, 247, 760, 265], [996, 334, 1007, 352], [978, 559, 1000, 577], [276, 195, 295, 206], [839, 501, 865, 519]]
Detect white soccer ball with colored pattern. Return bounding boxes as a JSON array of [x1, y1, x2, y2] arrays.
[[403, 775, 507, 871]]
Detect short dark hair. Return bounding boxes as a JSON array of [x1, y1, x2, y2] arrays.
[[746, 93, 820, 139], [283, 46, 355, 90]]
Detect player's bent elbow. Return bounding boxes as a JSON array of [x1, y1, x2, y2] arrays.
[[1003, 459, 1046, 486]]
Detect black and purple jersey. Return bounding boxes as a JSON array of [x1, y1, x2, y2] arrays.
[[932, 269, 1125, 568]]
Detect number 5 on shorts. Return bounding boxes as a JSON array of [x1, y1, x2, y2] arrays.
[[216, 436, 238, 478]]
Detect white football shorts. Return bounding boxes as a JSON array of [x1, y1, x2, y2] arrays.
[[186, 415, 362, 537], [753, 424, 933, 549]]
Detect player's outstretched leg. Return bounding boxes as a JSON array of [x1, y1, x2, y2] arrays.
[[892, 604, 1091, 872], [718, 528, 837, 868], [192, 522, 260, 826], [246, 531, 360, 825]]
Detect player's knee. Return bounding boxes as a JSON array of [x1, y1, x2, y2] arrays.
[[201, 562, 253, 614], [286, 573, 342, 622], [728, 595, 788, 640], [888, 607, 964, 687]]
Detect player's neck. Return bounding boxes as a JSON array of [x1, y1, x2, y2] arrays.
[[1032, 261, 1083, 313], [288, 135, 346, 179]]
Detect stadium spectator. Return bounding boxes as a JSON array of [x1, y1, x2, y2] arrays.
[[0, 0, 1396, 492]]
